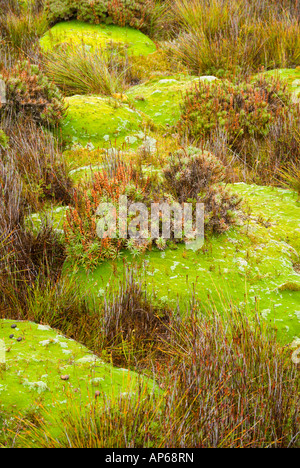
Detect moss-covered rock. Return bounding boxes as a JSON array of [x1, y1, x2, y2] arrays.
[[62, 94, 144, 149], [40, 20, 156, 57], [0, 319, 154, 442], [126, 74, 216, 127], [61, 74, 218, 150]]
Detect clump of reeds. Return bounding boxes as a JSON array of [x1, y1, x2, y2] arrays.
[[167, 0, 300, 77]]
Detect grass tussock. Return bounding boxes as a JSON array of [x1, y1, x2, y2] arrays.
[[167, 0, 300, 77], [0, 155, 67, 315], [0, 120, 73, 210], [43, 45, 128, 97], [0, 10, 48, 53], [278, 160, 300, 198]]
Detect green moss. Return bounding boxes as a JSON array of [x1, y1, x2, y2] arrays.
[[0, 130, 9, 149], [259, 68, 300, 101], [0, 319, 154, 443], [63, 183, 300, 344], [62, 95, 144, 149], [126, 74, 216, 127], [40, 21, 156, 57], [26, 206, 68, 236], [61, 74, 217, 155]]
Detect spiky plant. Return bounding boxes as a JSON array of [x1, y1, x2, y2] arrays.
[[0, 60, 67, 128]]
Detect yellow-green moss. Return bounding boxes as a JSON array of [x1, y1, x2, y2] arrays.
[[0, 319, 155, 443], [62, 94, 144, 148], [126, 74, 217, 127], [259, 68, 300, 101], [40, 20, 156, 57], [63, 183, 300, 344]]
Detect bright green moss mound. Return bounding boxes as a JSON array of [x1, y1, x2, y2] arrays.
[[260, 68, 300, 101], [0, 320, 153, 441], [61, 75, 218, 149], [62, 95, 144, 148], [64, 184, 300, 344], [40, 21, 156, 57], [126, 75, 216, 127]]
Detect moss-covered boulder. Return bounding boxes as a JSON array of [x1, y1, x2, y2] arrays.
[[62, 95, 145, 149], [61, 75, 218, 149], [126, 74, 217, 127], [0, 319, 154, 443], [40, 20, 156, 57]]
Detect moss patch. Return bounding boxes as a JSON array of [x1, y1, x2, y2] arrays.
[[61, 74, 216, 153], [260, 68, 300, 101], [63, 183, 300, 344], [0, 319, 154, 443], [26, 205, 68, 236], [40, 20, 156, 57], [62, 95, 145, 149], [126, 74, 216, 127]]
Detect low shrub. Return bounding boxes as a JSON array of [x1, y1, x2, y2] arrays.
[[200, 185, 242, 235], [164, 147, 226, 203], [163, 147, 242, 234], [0, 60, 67, 128], [179, 77, 295, 143], [45, 0, 155, 32], [64, 161, 152, 269], [64, 147, 243, 269], [178, 76, 300, 179]]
